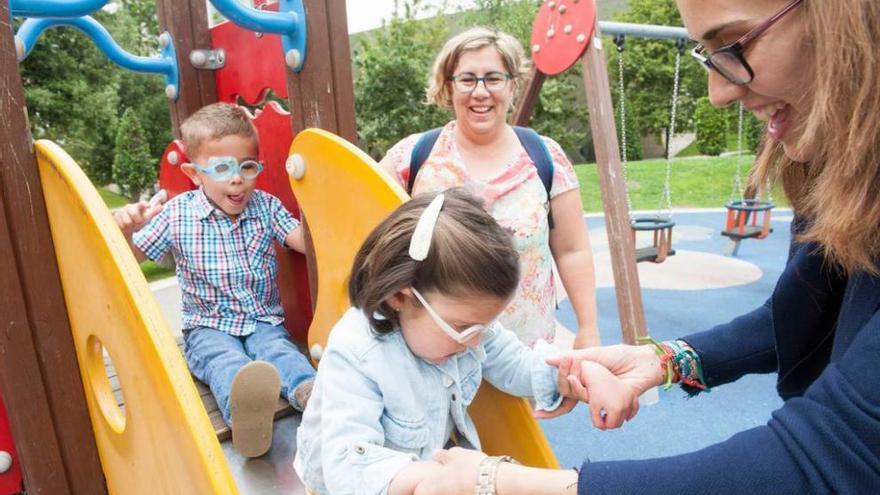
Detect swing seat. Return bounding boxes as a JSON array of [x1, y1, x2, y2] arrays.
[[631, 215, 676, 263], [721, 199, 775, 240]]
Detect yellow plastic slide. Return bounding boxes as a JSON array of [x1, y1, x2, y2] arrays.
[[288, 129, 559, 469], [35, 140, 237, 494]]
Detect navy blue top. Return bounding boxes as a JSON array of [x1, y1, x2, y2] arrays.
[[580, 219, 880, 493]]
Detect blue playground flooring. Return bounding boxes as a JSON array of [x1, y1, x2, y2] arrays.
[[543, 209, 792, 467]]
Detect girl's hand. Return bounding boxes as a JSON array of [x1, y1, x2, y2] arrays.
[[573, 360, 640, 429], [413, 448, 486, 495]]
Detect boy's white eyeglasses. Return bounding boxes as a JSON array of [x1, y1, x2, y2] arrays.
[[410, 287, 493, 344]]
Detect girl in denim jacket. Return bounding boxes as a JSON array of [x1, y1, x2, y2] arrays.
[[294, 189, 636, 495]]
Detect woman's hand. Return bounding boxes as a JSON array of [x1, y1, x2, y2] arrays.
[[548, 344, 664, 404]]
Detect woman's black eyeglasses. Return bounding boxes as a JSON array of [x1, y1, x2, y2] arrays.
[[691, 0, 804, 85]]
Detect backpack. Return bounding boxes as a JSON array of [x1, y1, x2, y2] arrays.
[[407, 126, 556, 228]]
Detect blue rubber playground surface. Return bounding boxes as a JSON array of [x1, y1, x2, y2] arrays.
[[543, 208, 793, 467]]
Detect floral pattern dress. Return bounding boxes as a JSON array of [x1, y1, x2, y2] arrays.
[[380, 121, 580, 346]]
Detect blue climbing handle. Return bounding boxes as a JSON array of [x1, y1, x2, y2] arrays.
[[16, 16, 179, 100], [208, 0, 307, 72], [9, 0, 109, 18]]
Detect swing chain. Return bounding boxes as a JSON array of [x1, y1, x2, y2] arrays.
[[732, 102, 746, 202], [659, 40, 685, 217], [614, 35, 634, 219]]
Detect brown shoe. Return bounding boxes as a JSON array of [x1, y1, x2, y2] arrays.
[[230, 361, 281, 458], [292, 379, 314, 412]]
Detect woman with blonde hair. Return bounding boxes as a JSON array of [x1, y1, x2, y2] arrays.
[[380, 27, 600, 350], [411, 0, 880, 493]]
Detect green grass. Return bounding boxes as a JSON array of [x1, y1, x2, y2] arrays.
[[675, 133, 745, 158], [99, 188, 129, 209], [140, 260, 175, 282], [575, 154, 786, 213]]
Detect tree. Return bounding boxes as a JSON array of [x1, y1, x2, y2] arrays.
[[18, 0, 170, 185], [612, 0, 706, 140], [113, 108, 156, 201], [353, 0, 452, 158], [694, 96, 728, 156]]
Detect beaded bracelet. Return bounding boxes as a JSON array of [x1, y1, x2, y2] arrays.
[[637, 336, 708, 391]]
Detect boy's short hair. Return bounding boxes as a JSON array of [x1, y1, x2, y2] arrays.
[[179, 103, 258, 158]]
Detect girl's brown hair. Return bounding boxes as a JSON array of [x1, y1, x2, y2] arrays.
[[426, 27, 531, 108], [751, 0, 880, 274], [348, 188, 520, 334]]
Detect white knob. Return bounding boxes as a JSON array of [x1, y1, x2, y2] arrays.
[[167, 150, 180, 166], [0, 451, 12, 474], [310, 344, 323, 361], [577, 34, 587, 44], [532, 44, 541, 53], [286, 154, 306, 179], [285, 49, 302, 70], [189, 50, 207, 68], [158, 32, 172, 49], [165, 84, 178, 100], [14, 36, 24, 61], [564, 24, 573, 35]]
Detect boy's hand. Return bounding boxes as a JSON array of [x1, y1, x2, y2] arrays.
[[114, 190, 166, 237]]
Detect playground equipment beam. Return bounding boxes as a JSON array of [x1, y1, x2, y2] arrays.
[[156, 0, 217, 137], [581, 20, 648, 344], [285, 0, 357, 143], [0, 4, 107, 494], [598, 21, 689, 41], [284, 0, 358, 307]]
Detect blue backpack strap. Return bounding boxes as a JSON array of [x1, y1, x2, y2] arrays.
[[407, 128, 443, 194], [513, 126, 556, 228]]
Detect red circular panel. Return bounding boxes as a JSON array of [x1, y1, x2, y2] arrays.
[[530, 0, 597, 75]]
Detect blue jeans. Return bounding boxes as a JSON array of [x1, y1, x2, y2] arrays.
[[183, 322, 316, 424]]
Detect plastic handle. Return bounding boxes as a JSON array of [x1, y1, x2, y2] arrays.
[[16, 16, 179, 100], [10, 0, 109, 18]]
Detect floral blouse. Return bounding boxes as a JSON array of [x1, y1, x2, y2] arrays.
[[380, 121, 580, 346]]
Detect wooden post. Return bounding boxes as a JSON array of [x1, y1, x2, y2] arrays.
[[156, 0, 218, 136], [285, 0, 359, 305], [581, 21, 647, 344], [511, 67, 546, 126], [286, 0, 357, 143], [0, 3, 107, 493]]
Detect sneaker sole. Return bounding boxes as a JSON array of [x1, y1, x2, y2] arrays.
[[230, 361, 281, 458]]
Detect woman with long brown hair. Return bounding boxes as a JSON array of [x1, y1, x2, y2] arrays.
[[410, 0, 880, 493]]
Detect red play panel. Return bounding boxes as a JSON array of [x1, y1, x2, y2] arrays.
[[530, 0, 597, 75], [0, 395, 22, 495], [211, 2, 288, 105]]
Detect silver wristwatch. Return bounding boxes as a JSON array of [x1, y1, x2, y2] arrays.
[[474, 455, 517, 495]]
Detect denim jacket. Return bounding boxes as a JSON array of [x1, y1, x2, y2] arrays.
[[295, 307, 562, 495]]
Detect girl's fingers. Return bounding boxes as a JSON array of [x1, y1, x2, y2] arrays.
[[567, 374, 591, 402]]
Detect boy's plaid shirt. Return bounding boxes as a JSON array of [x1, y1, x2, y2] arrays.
[[133, 189, 299, 336]]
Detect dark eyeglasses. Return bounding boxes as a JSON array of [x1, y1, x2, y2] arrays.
[[691, 0, 804, 85], [447, 71, 512, 93]]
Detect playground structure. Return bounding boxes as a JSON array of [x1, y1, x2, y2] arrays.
[[0, 0, 706, 493]]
